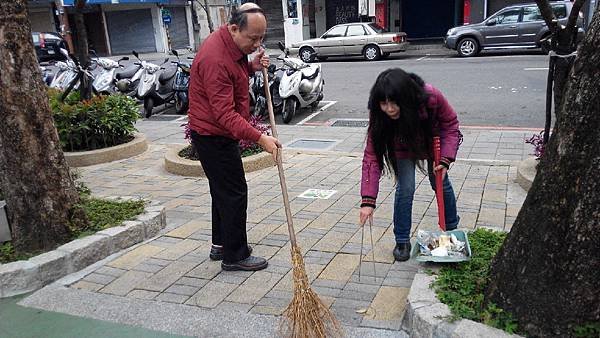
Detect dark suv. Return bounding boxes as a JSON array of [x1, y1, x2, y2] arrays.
[[444, 2, 585, 57], [32, 32, 68, 62]]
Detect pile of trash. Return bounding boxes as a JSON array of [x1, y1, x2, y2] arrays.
[[416, 230, 468, 258]]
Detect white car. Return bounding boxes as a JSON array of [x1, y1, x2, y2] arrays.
[[289, 22, 409, 62]]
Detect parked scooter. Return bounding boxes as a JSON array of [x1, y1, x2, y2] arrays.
[[115, 60, 143, 97], [171, 50, 193, 115], [49, 51, 78, 90], [39, 64, 53, 86], [90, 50, 129, 95], [250, 63, 283, 119], [277, 41, 324, 123], [133, 51, 175, 118]]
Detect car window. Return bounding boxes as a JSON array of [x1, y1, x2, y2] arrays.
[[552, 4, 567, 19], [324, 26, 347, 38], [522, 6, 543, 22], [368, 23, 386, 33], [496, 9, 520, 24], [346, 25, 367, 36]]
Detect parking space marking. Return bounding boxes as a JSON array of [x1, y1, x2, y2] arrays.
[[297, 101, 337, 125], [524, 67, 549, 71]]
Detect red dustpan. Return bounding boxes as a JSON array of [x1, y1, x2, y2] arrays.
[[410, 136, 471, 262]]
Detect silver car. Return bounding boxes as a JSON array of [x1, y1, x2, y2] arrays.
[[445, 1, 585, 57], [289, 22, 409, 62]]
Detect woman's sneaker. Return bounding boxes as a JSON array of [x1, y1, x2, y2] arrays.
[[393, 242, 411, 261]]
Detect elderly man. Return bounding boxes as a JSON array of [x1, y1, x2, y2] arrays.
[[188, 3, 280, 271]]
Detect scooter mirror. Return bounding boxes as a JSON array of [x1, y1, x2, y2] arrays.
[[163, 57, 170, 64], [277, 41, 285, 52], [120, 56, 129, 61], [171, 49, 179, 57], [60, 48, 69, 58], [132, 50, 139, 59]]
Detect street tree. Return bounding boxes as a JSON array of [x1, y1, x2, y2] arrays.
[[195, 0, 215, 33], [0, 1, 87, 253], [485, 4, 600, 337]]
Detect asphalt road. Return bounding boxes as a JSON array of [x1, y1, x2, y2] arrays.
[[287, 53, 551, 129]]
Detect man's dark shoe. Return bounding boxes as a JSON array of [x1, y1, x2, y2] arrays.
[[393, 242, 411, 262], [209, 245, 252, 261], [221, 256, 268, 271]]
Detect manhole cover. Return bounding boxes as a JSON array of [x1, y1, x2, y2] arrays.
[[331, 119, 369, 127], [286, 139, 337, 150], [146, 115, 185, 121]]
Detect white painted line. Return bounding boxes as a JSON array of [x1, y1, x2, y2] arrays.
[[417, 55, 428, 61], [296, 100, 337, 125], [173, 115, 188, 122], [524, 67, 549, 71], [320, 100, 337, 111]]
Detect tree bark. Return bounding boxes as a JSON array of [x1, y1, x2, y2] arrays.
[[74, 0, 92, 99], [0, 1, 87, 253], [485, 6, 600, 338]]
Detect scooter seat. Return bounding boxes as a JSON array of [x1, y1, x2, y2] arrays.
[[301, 66, 319, 80], [159, 67, 177, 85], [115, 65, 140, 80]]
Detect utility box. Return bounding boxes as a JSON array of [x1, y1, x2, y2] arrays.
[[0, 201, 10, 243]]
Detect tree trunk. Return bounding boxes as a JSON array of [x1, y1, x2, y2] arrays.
[[197, 0, 214, 33], [0, 1, 87, 253], [485, 6, 600, 338], [74, 0, 92, 99]]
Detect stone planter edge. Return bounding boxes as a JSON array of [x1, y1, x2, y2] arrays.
[[0, 201, 166, 298], [64, 133, 149, 167], [164, 144, 275, 177]]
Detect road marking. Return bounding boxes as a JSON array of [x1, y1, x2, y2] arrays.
[[524, 67, 549, 71], [417, 55, 429, 61], [297, 100, 337, 125]]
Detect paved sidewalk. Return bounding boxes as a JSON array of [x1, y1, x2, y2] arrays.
[[18, 121, 535, 337]]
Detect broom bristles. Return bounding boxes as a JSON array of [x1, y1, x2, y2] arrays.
[[279, 246, 344, 338]]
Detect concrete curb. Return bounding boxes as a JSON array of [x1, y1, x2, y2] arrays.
[[64, 133, 148, 167], [164, 144, 275, 177], [403, 273, 523, 338], [0, 202, 166, 298], [516, 157, 538, 192]]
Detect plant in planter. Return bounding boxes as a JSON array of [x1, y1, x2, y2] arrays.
[[178, 115, 271, 160], [525, 131, 546, 160], [48, 88, 140, 152]]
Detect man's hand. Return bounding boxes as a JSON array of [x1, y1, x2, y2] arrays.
[[257, 134, 281, 162], [252, 48, 270, 72], [433, 165, 447, 178]]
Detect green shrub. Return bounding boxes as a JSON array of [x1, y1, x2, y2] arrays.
[[431, 228, 519, 334], [49, 89, 140, 151]]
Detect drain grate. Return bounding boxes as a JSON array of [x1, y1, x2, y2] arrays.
[[146, 114, 185, 121], [286, 139, 337, 150], [330, 119, 369, 127]]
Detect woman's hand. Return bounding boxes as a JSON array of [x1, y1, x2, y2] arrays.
[[433, 165, 447, 178], [359, 206, 374, 226]]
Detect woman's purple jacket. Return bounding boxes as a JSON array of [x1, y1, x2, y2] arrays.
[[360, 84, 461, 208]]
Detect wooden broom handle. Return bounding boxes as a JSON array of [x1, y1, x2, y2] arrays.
[[262, 68, 298, 247]]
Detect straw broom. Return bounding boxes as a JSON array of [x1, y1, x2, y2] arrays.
[[261, 68, 343, 338]]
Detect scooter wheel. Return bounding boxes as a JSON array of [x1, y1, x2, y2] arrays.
[[282, 98, 296, 124], [144, 97, 154, 118], [175, 94, 188, 115]]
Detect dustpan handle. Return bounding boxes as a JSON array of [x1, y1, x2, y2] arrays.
[[263, 68, 298, 247], [433, 136, 446, 231]]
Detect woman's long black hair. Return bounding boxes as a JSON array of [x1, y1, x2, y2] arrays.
[[367, 68, 432, 177]]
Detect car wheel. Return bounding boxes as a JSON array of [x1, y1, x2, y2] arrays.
[[363, 45, 381, 61], [457, 38, 479, 57], [299, 47, 315, 63]]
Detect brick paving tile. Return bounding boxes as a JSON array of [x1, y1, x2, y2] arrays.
[[126, 289, 159, 300], [156, 292, 190, 304]]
